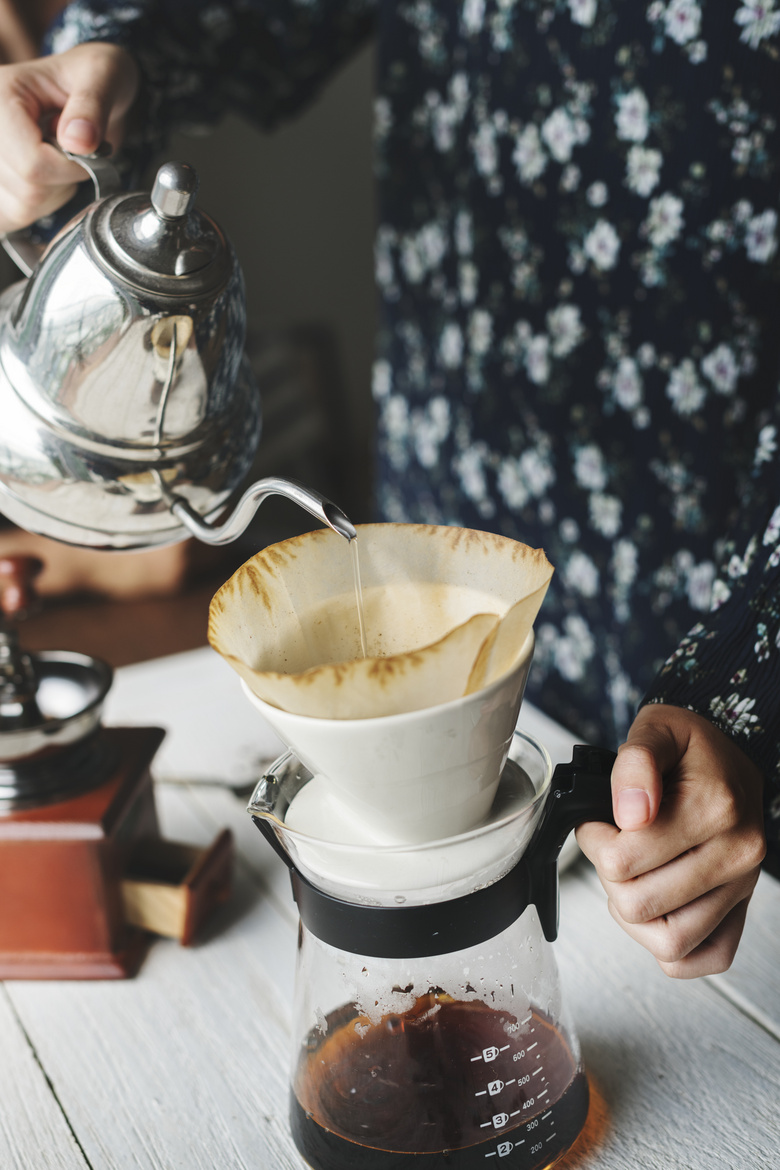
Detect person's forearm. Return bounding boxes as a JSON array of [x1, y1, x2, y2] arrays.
[[44, 0, 377, 152], [641, 527, 780, 782], [640, 476, 780, 875]]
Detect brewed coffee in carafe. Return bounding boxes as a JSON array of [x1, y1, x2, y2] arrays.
[[290, 945, 589, 1170]]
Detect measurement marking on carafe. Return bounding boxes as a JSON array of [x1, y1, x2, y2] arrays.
[[527, 1041, 538, 1051], [521, 1013, 532, 1025], [484, 1137, 525, 1159], [481, 1111, 519, 1131], [533, 1066, 543, 1076], [472, 1043, 510, 1063]]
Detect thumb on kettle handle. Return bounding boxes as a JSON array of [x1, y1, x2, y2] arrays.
[[527, 744, 617, 943], [1, 141, 120, 277]]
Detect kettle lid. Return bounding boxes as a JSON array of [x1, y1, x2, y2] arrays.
[[87, 160, 231, 296]]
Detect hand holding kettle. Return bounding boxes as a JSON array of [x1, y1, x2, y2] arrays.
[[0, 41, 137, 233]]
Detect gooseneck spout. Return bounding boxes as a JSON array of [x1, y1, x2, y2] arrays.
[[167, 477, 358, 545]]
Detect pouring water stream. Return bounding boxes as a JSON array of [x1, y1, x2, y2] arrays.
[[349, 537, 368, 659]]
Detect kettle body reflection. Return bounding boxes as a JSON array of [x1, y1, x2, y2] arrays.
[[0, 151, 258, 548], [0, 149, 355, 550], [249, 731, 615, 1169]]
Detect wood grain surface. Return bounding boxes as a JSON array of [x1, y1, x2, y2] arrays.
[[1, 648, 778, 1169]]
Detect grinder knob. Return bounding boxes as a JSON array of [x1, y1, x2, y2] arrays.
[[0, 555, 43, 620], [0, 556, 44, 729]]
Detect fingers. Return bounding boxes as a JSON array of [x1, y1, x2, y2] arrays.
[[575, 800, 696, 883], [579, 754, 762, 881], [575, 707, 683, 875], [608, 890, 755, 979], [610, 709, 685, 830], [54, 44, 138, 155], [656, 898, 752, 979], [0, 126, 79, 231], [597, 818, 764, 924], [0, 114, 80, 230], [0, 43, 138, 232], [577, 704, 766, 978]]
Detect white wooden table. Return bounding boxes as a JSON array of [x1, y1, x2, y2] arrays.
[[2, 647, 779, 1169]]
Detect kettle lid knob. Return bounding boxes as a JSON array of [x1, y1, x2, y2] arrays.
[[151, 161, 199, 220], [90, 160, 231, 293]]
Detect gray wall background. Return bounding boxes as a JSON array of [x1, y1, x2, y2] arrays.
[[169, 40, 377, 518]]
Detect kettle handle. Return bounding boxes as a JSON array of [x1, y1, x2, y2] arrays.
[[1, 142, 121, 278], [527, 744, 617, 942]]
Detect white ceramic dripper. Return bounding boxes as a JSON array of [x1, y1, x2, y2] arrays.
[[240, 632, 534, 843], [209, 523, 552, 844]]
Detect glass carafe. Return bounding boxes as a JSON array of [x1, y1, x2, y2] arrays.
[[248, 731, 615, 1169]]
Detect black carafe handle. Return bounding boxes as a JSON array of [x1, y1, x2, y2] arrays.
[[526, 745, 617, 942]]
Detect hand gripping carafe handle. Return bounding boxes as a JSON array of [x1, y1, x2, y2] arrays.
[[1, 142, 120, 277], [526, 744, 617, 942]]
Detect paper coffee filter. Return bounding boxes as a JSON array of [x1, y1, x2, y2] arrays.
[[208, 523, 553, 719]]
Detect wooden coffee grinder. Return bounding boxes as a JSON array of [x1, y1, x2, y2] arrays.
[[0, 555, 233, 979]]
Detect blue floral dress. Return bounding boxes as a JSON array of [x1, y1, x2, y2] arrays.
[[46, 0, 780, 864]]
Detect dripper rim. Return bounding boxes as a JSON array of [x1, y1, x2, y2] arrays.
[[247, 726, 553, 857]]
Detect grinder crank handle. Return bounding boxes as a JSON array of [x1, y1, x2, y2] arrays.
[[1, 141, 120, 277], [0, 555, 43, 622], [526, 744, 617, 943]]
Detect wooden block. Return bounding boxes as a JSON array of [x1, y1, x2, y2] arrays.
[[0, 727, 163, 978], [121, 828, 233, 946]]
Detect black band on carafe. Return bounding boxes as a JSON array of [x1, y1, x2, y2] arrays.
[[289, 857, 533, 957], [253, 744, 616, 956]]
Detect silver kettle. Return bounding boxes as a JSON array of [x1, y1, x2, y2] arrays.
[[0, 149, 354, 549]]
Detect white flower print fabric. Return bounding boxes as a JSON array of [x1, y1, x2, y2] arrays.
[[44, 0, 780, 866]]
